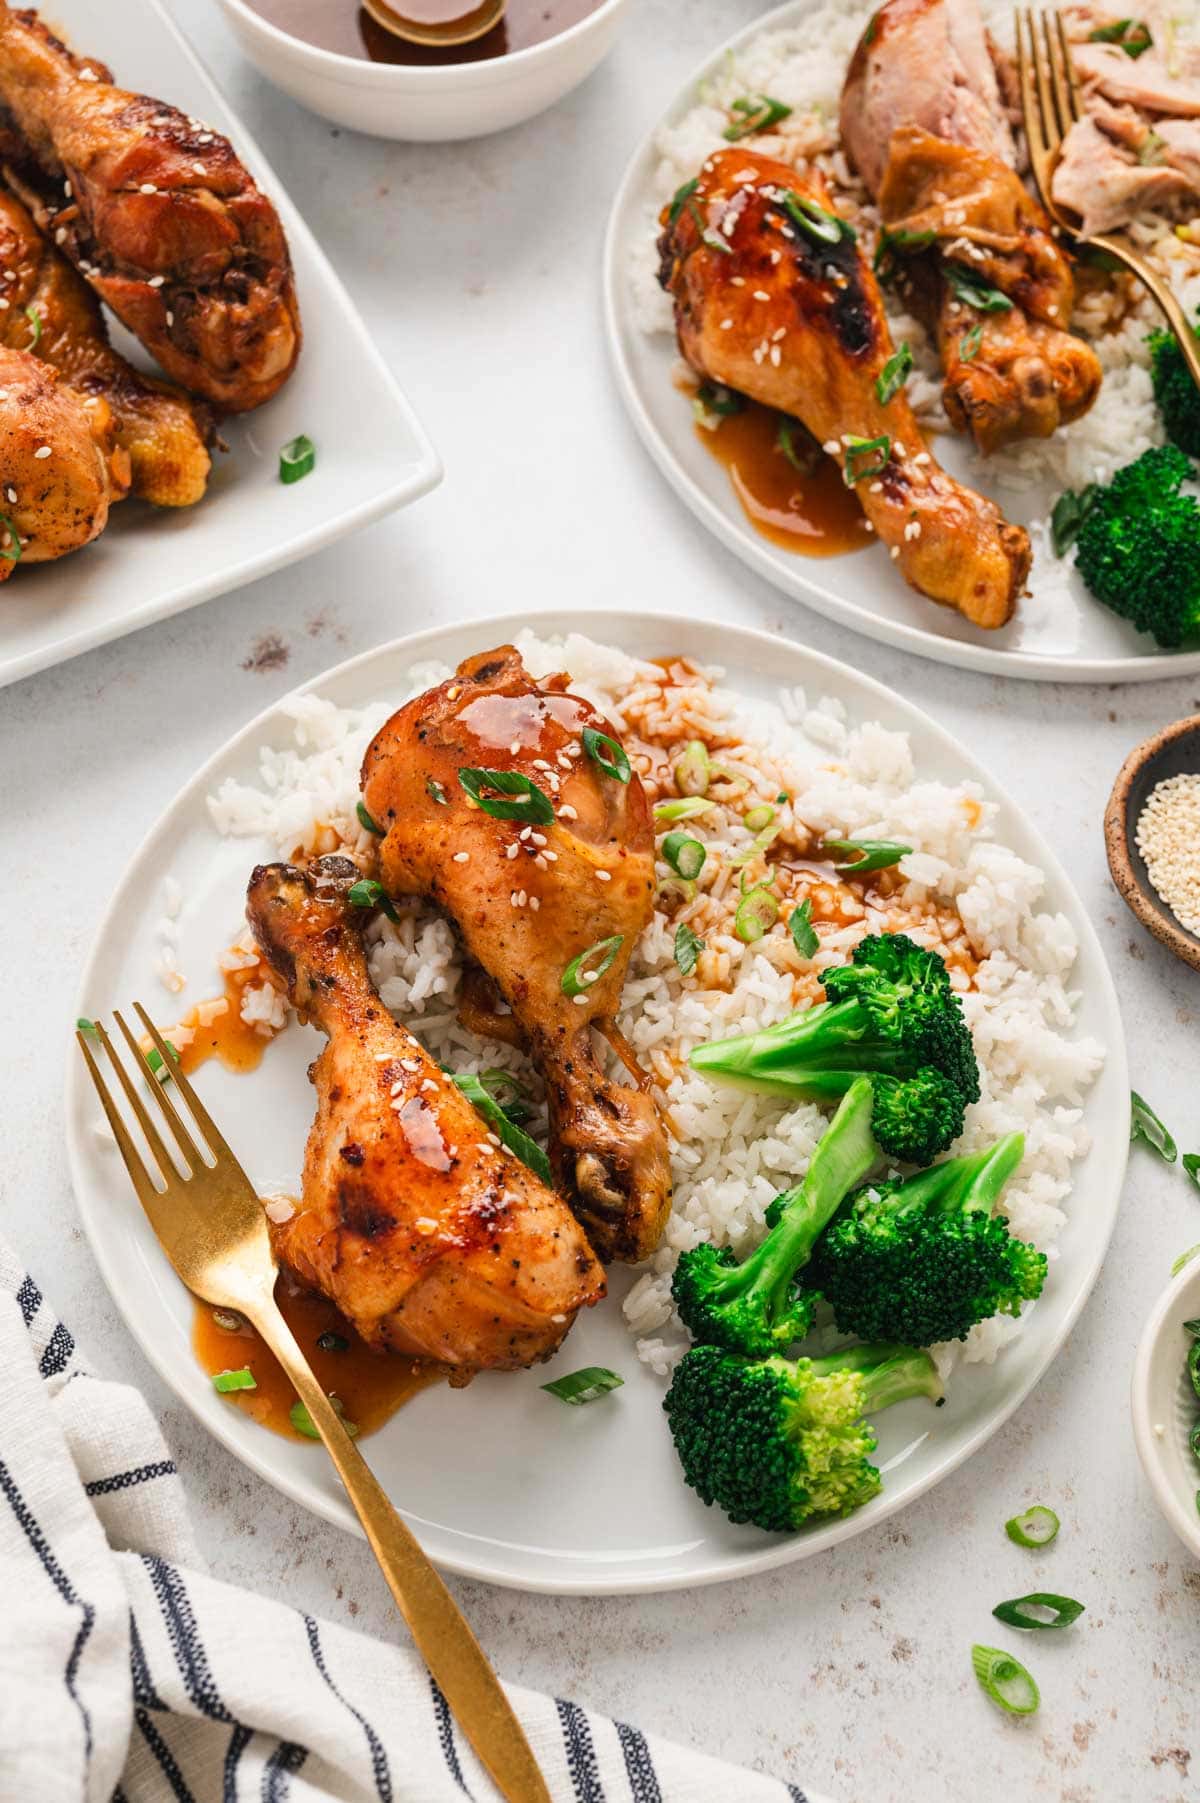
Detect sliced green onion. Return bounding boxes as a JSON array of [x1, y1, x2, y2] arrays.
[[654, 796, 715, 825], [875, 342, 912, 406], [992, 1593, 1085, 1631], [212, 1308, 243, 1331], [1189, 1339, 1200, 1401], [1183, 1152, 1200, 1190], [782, 190, 855, 246], [561, 934, 624, 998], [674, 921, 705, 977], [971, 1645, 1039, 1716], [1138, 127, 1166, 165], [776, 418, 820, 475], [146, 1040, 181, 1083], [279, 433, 316, 484], [944, 264, 1013, 314], [541, 1366, 624, 1405], [316, 1331, 349, 1353], [0, 512, 22, 563], [426, 776, 447, 806], [734, 883, 779, 943], [821, 837, 910, 874], [76, 1017, 98, 1034], [458, 767, 553, 824], [662, 832, 706, 880], [356, 800, 384, 835], [744, 804, 776, 832], [450, 1070, 551, 1184], [960, 321, 984, 363], [1190, 1423, 1200, 1464], [1183, 1317, 1200, 1336], [1005, 1504, 1060, 1548], [290, 1396, 357, 1439], [1131, 1091, 1177, 1162], [843, 434, 891, 486], [873, 225, 936, 283], [212, 1367, 256, 1394], [686, 198, 735, 256], [582, 726, 631, 784], [24, 302, 41, 348], [723, 93, 792, 140], [674, 739, 711, 798], [790, 899, 819, 958], [1050, 485, 1100, 558], [730, 810, 782, 867], [667, 177, 699, 225], [1088, 16, 1152, 56], [347, 877, 399, 922], [696, 380, 744, 418], [1173, 1243, 1200, 1276]]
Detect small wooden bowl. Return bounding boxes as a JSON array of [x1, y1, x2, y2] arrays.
[[1105, 714, 1200, 973]]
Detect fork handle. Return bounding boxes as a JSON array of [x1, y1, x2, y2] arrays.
[[248, 1301, 551, 1803]]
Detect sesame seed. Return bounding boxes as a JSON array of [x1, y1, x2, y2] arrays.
[[823, 440, 840, 454], [510, 891, 519, 907], [572, 994, 589, 1007], [730, 275, 746, 286], [64, 179, 71, 197], [542, 849, 558, 862], [1047, 303, 1058, 317], [595, 869, 612, 882], [558, 803, 578, 820], [770, 345, 781, 366], [913, 451, 931, 465], [720, 319, 734, 331], [864, 521, 875, 532], [582, 970, 601, 985], [530, 896, 540, 911], [532, 758, 552, 771], [753, 289, 770, 301], [79, 65, 98, 80], [139, 182, 158, 194], [486, 1132, 501, 1147], [55, 227, 66, 244], [33, 446, 51, 460], [868, 480, 884, 493], [6, 488, 15, 504], [530, 832, 547, 847], [505, 843, 520, 860], [165, 311, 174, 326], [400, 1057, 420, 1072], [198, 132, 214, 143], [771, 327, 786, 341], [0, 300, 9, 311], [890, 546, 900, 559], [509, 740, 520, 754], [519, 826, 532, 842], [374, 1051, 392, 1062], [453, 851, 470, 863], [415, 1217, 437, 1234], [446, 685, 460, 699], [192, 163, 206, 176], [517, 890, 527, 907], [148, 275, 165, 288], [421, 1078, 437, 1092], [390, 1080, 405, 1096]]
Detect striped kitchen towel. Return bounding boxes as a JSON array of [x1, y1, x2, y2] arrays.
[[0, 1239, 831, 1803]]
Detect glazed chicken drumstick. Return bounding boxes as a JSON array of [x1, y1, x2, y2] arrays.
[[658, 148, 1029, 628], [0, 340, 126, 576], [0, 186, 211, 506], [246, 857, 606, 1376], [361, 647, 673, 1264], [0, 6, 300, 411]]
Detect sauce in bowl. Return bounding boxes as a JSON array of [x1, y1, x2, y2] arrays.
[[242, 0, 603, 65]]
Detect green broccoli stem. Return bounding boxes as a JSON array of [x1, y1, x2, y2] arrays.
[[876, 1130, 1025, 1221], [741, 1078, 879, 1297], [808, 1343, 945, 1411], [689, 1000, 917, 1091]]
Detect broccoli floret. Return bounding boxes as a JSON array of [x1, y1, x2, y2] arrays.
[[1149, 319, 1200, 458], [1074, 445, 1200, 649], [663, 1340, 944, 1532], [809, 1131, 1046, 1346], [672, 1077, 878, 1355], [689, 932, 979, 1165]]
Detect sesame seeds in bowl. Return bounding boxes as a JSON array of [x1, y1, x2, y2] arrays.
[[1105, 715, 1200, 974]]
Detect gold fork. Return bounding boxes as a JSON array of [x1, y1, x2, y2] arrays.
[[77, 1004, 551, 1803], [1018, 7, 1200, 394]]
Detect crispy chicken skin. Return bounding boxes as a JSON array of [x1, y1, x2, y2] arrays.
[[361, 647, 674, 1264], [0, 186, 211, 505], [246, 857, 605, 1377], [657, 148, 1029, 628], [0, 341, 125, 578], [879, 127, 1102, 452], [0, 7, 300, 411], [841, 0, 1102, 454]]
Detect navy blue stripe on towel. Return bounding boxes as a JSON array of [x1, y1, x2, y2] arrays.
[[556, 1697, 603, 1803], [430, 1677, 469, 1793], [85, 1458, 176, 1497], [0, 1454, 94, 1759], [616, 1721, 662, 1803], [304, 1614, 392, 1803]]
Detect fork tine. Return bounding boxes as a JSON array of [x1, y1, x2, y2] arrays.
[[76, 1027, 163, 1210], [134, 1001, 241, 1169], [96, 1017, 178, 1185], [1029, 10, 1064, 154], [1053, 9, 1084, 124], [112, 1008, 205, 1170], [1039, 10, 1074, 143], [1016, 11, 1052, 203]]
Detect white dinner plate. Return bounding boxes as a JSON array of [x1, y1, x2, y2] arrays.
[[66, 609, 1129, 1594], [0, 0, 440, 690], [602, 0, 1200, 683]]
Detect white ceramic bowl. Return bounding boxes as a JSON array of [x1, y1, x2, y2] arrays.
[[1131, 1255, 1200, 1561], [213, 0, 631, 140]]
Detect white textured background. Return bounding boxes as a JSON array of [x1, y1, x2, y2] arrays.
[[3, 1, 1200, 1796]]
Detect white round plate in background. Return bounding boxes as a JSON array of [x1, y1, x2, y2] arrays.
[[66, 610, 1129, 1593], [601, 0, 1200, 683]]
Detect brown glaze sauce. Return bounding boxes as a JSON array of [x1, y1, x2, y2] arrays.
[[696, 402, 873, 559], [194, 1279, 442, 1441], [243, 0, 601, 66], [170, 965, 279, 1077]]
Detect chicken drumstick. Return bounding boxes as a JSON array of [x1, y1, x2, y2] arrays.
[[361, 647, 673, 1264], [658, 148, 1029, 628], [246, 856, 606, 1376]]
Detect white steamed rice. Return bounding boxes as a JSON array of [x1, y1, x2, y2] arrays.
[[206, 632, 1103, 1384]]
